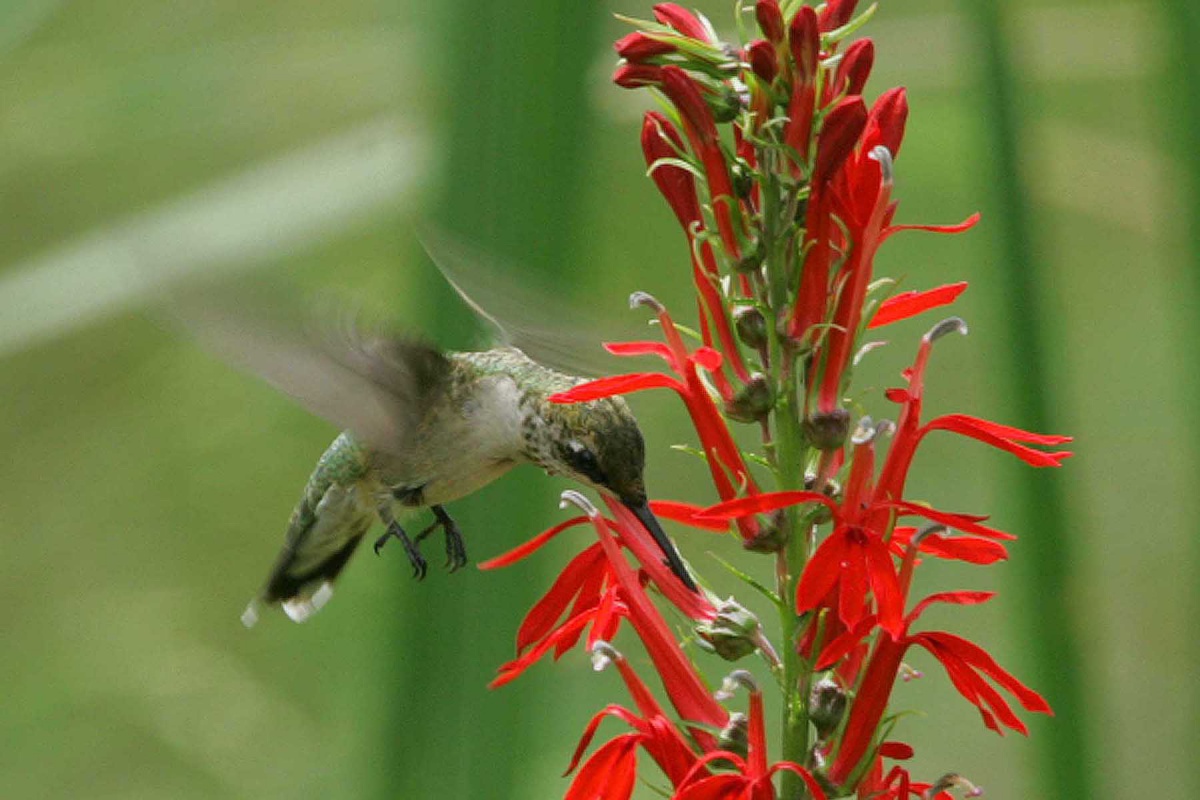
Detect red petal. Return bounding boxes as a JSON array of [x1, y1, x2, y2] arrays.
[[613, 63, 665, 89], [795, 530, 850, 614], [868, 282, 969, 329], [490, 612, 594, 688], [888, 500, 1017, 541], [699, 490, 837, 520], [689, 346, 724, 371], [837, 38, 874, 96], [605, 339, 674, 361], [865, 540, 904, 636], [766, 762, 827, 799], [650, 499, 730, 532], [478, 515, 589, 569], [565, 705, 641, 776], [916, 532, 1008, 564], [906, 590, 994, 626], [882, 211, 981, 242], [615, 31, 676, 61], [755, 0, 784, 44], [878, 741, 913, 760], [918, 631, 1052, 715], [924, 413, 1073, 467], [788, 6, 820, 84], [550, 372, 684, 403], [515, 543, 607, 653]]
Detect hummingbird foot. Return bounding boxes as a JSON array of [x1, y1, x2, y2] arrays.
[[374, 507, 428, 580], [412, 505, 468, 572]]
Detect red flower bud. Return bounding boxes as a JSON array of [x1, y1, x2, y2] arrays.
[[837, 38, 875, 96], [863, 86, 909, 159], [813, 94, 867, 184], [658, 66, 718, 148], [818, 0, 858, 32], [613, 62, 664, 89], [789, 5, 820, 86], [641, 111, 701, 230], [614, 31, 676, 62], [653, 3, 712, 42], [747, 38, 778, 84], [755, 0, 784, 44]]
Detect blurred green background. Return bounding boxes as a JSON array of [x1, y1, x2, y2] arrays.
[[0, 0, 1191, 797]]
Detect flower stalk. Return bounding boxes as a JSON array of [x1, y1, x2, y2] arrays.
[[482, 3, 1072, 798]]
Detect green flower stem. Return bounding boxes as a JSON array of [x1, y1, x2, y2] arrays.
[[760, 157, 813, 799]]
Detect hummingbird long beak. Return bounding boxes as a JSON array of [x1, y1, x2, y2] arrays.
[[624, 500, 699, 593]]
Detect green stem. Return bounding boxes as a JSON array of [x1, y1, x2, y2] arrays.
[[761, 157, 813, 799]]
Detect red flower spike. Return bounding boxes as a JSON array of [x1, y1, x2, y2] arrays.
[[755, 0, 784, 44], [615, 31, 677, 61], [654, 3, 714, 42], [837, 38, 875, 96], [868, 282, 968, 329]]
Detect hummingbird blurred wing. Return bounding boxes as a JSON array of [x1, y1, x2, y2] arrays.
[[418, 226, 645, 378], [169, 288, 451, 456]]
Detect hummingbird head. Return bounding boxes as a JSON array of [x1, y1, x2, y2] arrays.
[[542, 396, 698, 592], [548, 396, 648, 506]]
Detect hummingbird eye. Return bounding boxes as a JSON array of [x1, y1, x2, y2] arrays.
[[565, 441, 606, 485]]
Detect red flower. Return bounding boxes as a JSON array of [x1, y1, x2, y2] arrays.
[[673, 672, 826, 799], [823, 591, 1051, 786], [564, 644, 703, 799], [551, 297, 761, 542]]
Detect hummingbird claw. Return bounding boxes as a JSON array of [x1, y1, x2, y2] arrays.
[[373, 515, 428, 580], [431, 505, 469, 573]]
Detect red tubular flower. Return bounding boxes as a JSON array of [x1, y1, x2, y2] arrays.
[[641, 112, 750, 392], [828, 592, 1051, 786], [552, 300, 761, 542], [674, 674, 826, 799], [658, 66, 743, 260], [781, 6, 819, 165], [564, 645, 703, 798], [613, 62, 665, 88]]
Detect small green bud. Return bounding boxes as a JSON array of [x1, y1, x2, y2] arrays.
[[734, 305, 767, 349], [803, 408, 851, 451], [808, 676, 847, 739], [695, 598, 762, 662], [707, 84, 742, 123], [723, 373, 774, 423], [717, 712, 749, 758], [734, 236, 764, 273], [731, 159, 755, 199], [742, 509, 787, 553]]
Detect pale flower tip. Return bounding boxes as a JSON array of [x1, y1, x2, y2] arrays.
[[716, 668, 758, 700], [927, 316, 968, 343], [590, 641, 620, 672], [870, 144, 895, 184], [560, 489, 598, 517], [628, 290, 665, 313], [928, 773, 982, 798]]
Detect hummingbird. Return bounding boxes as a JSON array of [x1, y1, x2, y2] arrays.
[[177, 240, 697, 626]]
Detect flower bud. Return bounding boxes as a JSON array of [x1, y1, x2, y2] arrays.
[[803, 408, 851, 451], [742, 509, 787, 553], [696, 598, 762, 661], [724, 373, 774, 423], [808, 676, 847, 738], [734, 305, 767, 349], [718, 712, 749, 757]]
